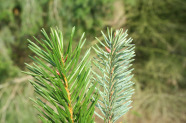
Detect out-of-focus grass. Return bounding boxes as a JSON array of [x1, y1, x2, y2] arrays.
[[126, 83, 186, 123], [0, 82, 38, 123]]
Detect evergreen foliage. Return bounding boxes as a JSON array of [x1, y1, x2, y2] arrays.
[[24, 27, 99, 122], [0, 27, 19, 83], [24, 27, 136, 122], [0, 0, 114, 72], [1, 0, 186, 122], [124, 0, 186, 91], [93, 28, 135, 122]]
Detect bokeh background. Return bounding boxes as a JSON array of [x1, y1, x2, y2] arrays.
[[0, 0, 186, 123]]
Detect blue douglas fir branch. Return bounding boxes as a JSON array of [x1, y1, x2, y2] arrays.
[[93, 28, 135, 123]]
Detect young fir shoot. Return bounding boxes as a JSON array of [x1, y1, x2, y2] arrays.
[[24, 27, 99, 123], [93, 28, 135, 123]]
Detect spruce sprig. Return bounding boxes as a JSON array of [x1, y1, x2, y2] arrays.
[[93, 28, 135, 123], [24, 27, 98, 123]]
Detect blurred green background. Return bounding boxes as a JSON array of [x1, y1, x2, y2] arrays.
[[0, 0, 186, 123]]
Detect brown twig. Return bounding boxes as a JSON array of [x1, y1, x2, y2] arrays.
[[0, 75, 32, 89]]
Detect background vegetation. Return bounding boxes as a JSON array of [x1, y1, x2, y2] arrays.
[[0, 0, 185, 123]]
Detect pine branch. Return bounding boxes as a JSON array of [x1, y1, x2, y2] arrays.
[[93, 28, 135, 123], [24, 27, 98, 123]]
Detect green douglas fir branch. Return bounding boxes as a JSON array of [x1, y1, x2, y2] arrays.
[[24, 27, 99, 123], [93, 28, 135, 123]]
